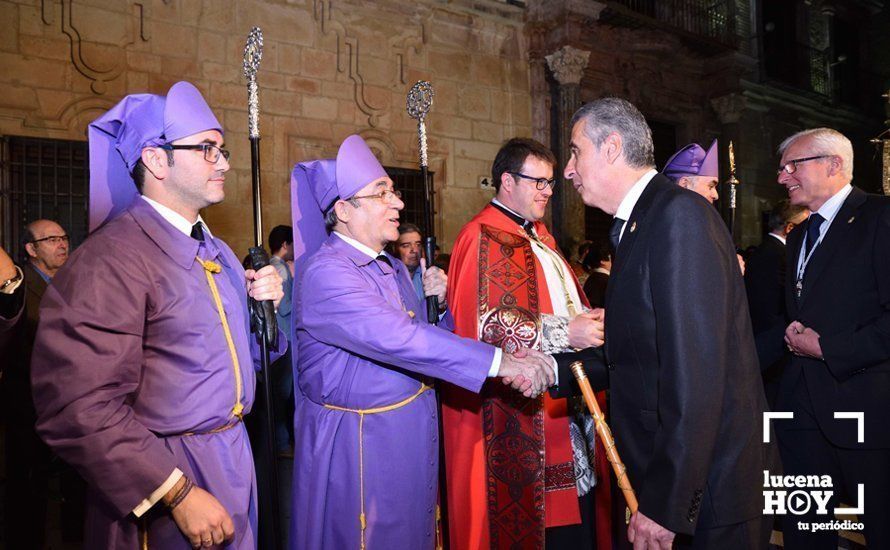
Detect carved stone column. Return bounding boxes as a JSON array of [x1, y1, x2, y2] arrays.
[[546, 45, 590, 256]]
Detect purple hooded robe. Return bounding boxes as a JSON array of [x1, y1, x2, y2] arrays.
[[31, 196, 285, 549], [288, 135, 498, 549]]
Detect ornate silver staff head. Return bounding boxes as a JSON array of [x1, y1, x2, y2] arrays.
[[406, 81, 435, 167], [243, 27, 264, 139], [726, 140, 740, 210]]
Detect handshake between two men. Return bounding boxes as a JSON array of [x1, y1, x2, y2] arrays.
[[496, 308, 606, 398]]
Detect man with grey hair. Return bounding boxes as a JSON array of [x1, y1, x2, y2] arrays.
[[549, 97, 775, 549], [776, 127, 890, 548]]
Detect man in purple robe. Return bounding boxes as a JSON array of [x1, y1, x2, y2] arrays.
[[30, 81, 285, 550], [288, 135, 557, 549]]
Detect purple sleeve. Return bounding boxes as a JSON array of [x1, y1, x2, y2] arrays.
[[31, 247, 179, 518], [301, 259, 493, 393]]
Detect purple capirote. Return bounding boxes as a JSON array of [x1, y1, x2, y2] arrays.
[[88, 81, 222, 232], [663, 138, 719, 180]]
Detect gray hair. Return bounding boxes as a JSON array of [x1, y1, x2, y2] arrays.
[[324, 206, 340, 233], [570, 97, 655, 169], [323, 198, 361, 233], [778, 128, 853, 180]]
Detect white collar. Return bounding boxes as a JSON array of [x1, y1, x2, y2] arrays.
[[769, 233, 786, 245], [141, 195, 210, 238], [491, 198, 534, 224], [614, 169, 658, 222], [812, 183, 853, 224], [594, 266, 611, 275], [333, 231, 383, 259]]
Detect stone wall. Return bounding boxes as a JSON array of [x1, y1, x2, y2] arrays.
[[0, 0, 533, 254]]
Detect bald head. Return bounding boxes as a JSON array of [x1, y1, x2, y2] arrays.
[[24, 219, 69, 277]]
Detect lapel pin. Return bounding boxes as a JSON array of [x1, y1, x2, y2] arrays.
[[629, 221, 637, 233], [408, 310, 416, 319], [848, 216, 855, 224]]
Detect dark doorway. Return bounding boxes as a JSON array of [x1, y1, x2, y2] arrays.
[[387, 166, 435, 238]]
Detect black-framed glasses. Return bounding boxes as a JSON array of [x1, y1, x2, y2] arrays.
[[161, 143, 230, 164], [777, 155, 831, 175], [31, 235, 69, 246], [508, 171, 556, 190], [351, 188, 402, 204]]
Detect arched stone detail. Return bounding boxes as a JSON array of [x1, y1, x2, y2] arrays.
[[42, 0, 149, 95]]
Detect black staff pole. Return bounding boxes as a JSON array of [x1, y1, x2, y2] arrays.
[[407, 81, 439, 325], [243, 27, 282, 550], [407, 80, 451, 549]]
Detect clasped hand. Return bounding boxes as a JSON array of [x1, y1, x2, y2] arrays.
[[568, 308, 605, 349], [420, 258, 447, 305], [498, 347, 556, 398], [784, 320, 823, 359], [245, 265, 284, 310]]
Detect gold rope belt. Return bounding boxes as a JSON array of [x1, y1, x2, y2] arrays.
[[196, 257, 245, 419], [323, 383, 433, 550]]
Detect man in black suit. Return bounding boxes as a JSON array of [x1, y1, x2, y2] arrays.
[[582, 239, 611, 308], [2, 219, 85, 548], [554, 98, 776, 549], [777, 128, 890, 549], [745, 200, 807, 406]]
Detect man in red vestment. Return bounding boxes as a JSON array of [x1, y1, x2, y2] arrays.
[[443, 138, 611, 549]]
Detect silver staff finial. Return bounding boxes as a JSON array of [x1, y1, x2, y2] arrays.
[[407, 81, 435, 168], [407, 80, 434, 121], [243, 27, 264, 139]]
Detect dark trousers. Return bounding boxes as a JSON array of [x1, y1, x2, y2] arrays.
[[674, 515, 772, 550], [777, 373, 890, 549], [3, 417, 52, 550], [544, 491, 596, 549]]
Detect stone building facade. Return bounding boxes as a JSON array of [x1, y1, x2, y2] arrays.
[[0, 0, 532, 256], [1, 0, 888, 258], [529, 0, 889, 252]]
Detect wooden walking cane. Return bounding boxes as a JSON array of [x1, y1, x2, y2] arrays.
[[569, 361, 639, 518]]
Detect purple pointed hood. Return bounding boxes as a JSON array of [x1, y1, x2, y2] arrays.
[[663, 139, 719, 180], [88, 81, 222, 232]]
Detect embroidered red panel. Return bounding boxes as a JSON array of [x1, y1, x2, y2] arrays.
[[478, 225, 545, 549]]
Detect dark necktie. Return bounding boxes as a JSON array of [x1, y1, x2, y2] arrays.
[[190, 222, 205, 242], [804, 213, 824, 256], [608, 217, 626, 251]]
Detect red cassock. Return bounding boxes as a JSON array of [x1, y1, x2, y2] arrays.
[[442, 204, 611, 550]]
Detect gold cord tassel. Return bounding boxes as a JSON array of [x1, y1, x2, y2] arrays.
[[196, 257, 244, 418]]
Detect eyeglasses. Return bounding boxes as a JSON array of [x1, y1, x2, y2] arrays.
[[777, 155, 831, 175], [351, 188, 403, 204], [31, 235, 69, 246], [508, 172, 556, 190], [161, 143, 231, 164]]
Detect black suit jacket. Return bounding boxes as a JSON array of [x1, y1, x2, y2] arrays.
[[779, 187, 890, 449], [0, 264, 47, 420], [745, 235, 787, 334], [554, 174, 776, 536], [745, 235, 790, 405], [583, 270, 609, 308]]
